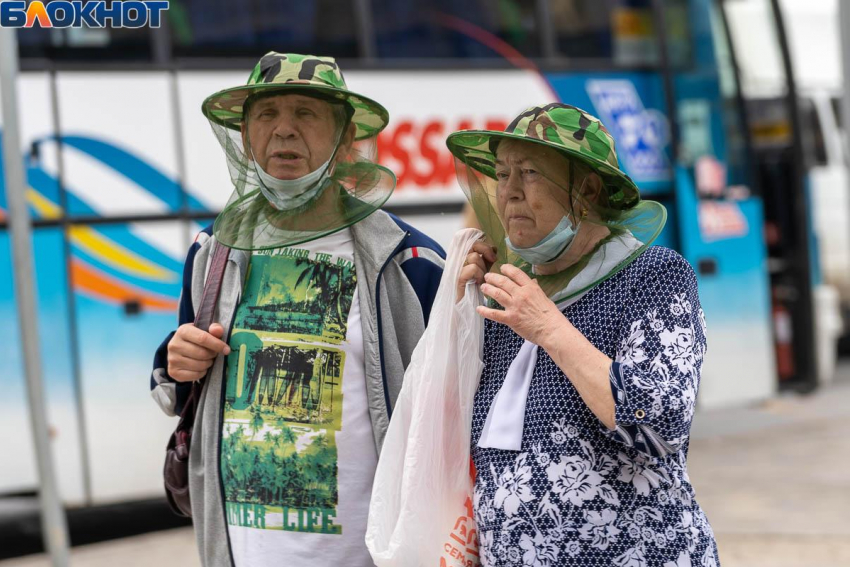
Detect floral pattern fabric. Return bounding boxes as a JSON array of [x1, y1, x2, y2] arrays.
[[471, 247, 719, 567]]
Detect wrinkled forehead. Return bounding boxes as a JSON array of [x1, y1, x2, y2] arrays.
[[246, 92, 335, 114], [495, 139, 566, 167]]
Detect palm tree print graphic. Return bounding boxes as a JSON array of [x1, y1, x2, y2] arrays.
[[235, 251, 356, 343], [221, 247, 356, 534]]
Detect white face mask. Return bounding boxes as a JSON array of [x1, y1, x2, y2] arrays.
[[248, 128, 343, 211], [252, 152, 335, 210]]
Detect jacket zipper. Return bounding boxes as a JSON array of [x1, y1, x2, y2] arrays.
[[375, 231, 410, 419]]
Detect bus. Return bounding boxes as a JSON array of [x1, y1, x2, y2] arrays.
[[0, 0, 827, 513]]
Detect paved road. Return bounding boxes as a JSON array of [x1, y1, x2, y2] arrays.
[[3, 365, 849, 567], [688, 365, 850, 567]]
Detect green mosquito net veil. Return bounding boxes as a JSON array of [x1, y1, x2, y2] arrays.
[[210, 90, 396, 251]]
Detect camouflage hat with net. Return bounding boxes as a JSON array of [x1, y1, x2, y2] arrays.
[[204, 52, 395, 251], [447, 102, 640, 210], [203, 52, 388, 140], [447, 103, 666, 303]]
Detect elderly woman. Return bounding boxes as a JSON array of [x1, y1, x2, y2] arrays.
[[446, 104, 718, 567]]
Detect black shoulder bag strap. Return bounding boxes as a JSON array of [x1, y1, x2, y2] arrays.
[[164, 241, 231, 517]]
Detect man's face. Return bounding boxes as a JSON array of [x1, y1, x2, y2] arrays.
[[242, 94, 342, 180]]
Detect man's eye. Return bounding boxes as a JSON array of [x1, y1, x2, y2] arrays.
[[297, 109, 316, 117], [496, 171, 509, 180], [522, 168, 538, 176]]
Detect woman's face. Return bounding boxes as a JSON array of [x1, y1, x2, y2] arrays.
[[494, 140, 575, 249]]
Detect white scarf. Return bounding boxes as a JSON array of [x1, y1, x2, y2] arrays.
[[477, 233, 644, 451]]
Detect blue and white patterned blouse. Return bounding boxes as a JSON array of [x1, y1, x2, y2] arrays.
[[471, 246, 719, 567]]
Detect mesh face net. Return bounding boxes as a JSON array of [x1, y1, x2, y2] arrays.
[[210, 93, 395, 251], [454, 139, 666, 303]]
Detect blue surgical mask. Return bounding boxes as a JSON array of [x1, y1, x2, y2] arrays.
[[505, 216, 578, 265]]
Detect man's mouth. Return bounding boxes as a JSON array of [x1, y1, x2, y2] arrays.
[[271, 151, 304, 161]]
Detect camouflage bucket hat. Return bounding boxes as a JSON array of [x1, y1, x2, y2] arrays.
[[202, 52, 389, 140], [446, 103, 640, 210]]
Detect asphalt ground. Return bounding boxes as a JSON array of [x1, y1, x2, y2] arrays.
[[2, 363, 848, 567]]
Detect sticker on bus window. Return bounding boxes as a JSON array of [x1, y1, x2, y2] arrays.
[[586, 79, 672, 183]]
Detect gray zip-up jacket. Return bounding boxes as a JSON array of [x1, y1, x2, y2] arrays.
[[150, 211, 445, 565]]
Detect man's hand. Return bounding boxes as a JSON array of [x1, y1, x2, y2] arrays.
[[457, 240, 497, 302], [167, 322, 231, 382]]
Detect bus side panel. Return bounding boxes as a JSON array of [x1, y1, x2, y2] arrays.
[[55, 72, 190, 503], [69, 222, 186, 503], [675, 167, 777, 408], [0, 74, 86, 503], [0, 230, 39, 496]]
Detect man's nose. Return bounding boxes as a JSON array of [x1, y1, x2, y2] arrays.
[[271, 116, 298, 139]]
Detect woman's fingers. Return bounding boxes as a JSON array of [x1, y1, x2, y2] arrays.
[[456, 262, 486, 302], [476, 304, 508, 324], [459, 263, 486, 285], [456, 241, 498, 302], [470, 240, 498, 264], [483, 271, 521, 296], [500, 263, 533, 285], [464, 251, 487, 270], [481, 282, 511, 305]]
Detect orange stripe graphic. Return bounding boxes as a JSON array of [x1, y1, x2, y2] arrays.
[[71, 259, 177, 312]]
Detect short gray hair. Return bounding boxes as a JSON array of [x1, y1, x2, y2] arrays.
[[331, 102, 351, 133]]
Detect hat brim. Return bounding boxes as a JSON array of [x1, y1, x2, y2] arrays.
[[203, 83, 389, 141], [446, 129, 640, 210]]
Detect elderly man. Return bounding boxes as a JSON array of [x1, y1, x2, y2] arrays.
[[149, 53, 444, 566]]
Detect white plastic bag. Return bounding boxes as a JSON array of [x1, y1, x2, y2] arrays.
[[367, 228, 485, 567]]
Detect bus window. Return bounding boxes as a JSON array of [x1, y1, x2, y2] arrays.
[[831, 96, 843, 130], [707, 0, 753, 192], [549, 0, 616, 61], [830, 96, 850, 166], [799, 98, 828, 168], [17, 11, 153, 62], [169, 0, 359, 59], [369, 0, 541, 59], [547, 0, 690, 68]]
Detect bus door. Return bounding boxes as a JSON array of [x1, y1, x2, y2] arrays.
[[649, 0, 778, 407], [722, 0, 821, 391]]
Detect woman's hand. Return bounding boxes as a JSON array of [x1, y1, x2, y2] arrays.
[[457, 240, 497, 302], [479, 263, 616, 428], [477, 263, 569, 347]]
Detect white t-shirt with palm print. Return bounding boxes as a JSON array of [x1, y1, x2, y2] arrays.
[[220, 227, 377, 566]]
